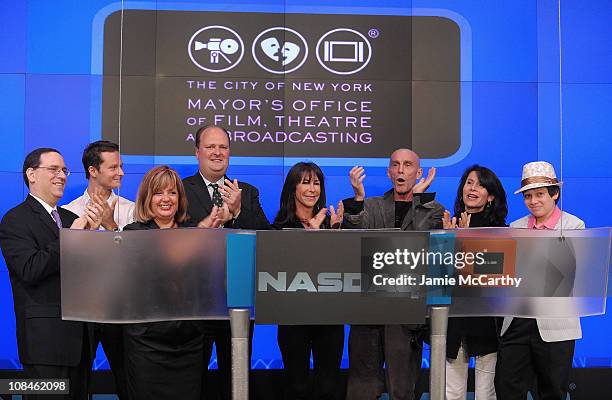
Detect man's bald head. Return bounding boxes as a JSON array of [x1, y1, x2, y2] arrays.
[[387, 148, 423, 198], [389, 148, 421, 168]]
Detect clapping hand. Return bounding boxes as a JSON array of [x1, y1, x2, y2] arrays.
[[83, 201, 103, 230], [70, 216, 88, 229], [442, 210, 457, 229], [304, 208, 328, 230], [198, 205, 230, 228], [220, 179, 242, 218], [329, 201, 344, 229], [457, 211, 471, 228], [91, 189, 118, 231], [442, 210, 471, 229]]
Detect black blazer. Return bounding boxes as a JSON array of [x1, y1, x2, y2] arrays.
[[446, 210, 506, 358], [183, 173, 270, 230], [122, 219, 203, 344], [0, 194, 86, 366]]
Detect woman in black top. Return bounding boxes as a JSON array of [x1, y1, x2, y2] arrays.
[[273, 162, 344, 400], [442, 165, 508, 400], [123, 165, 226, 400]]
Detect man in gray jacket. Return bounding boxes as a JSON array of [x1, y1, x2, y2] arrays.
[[495, 161, 583, 400], [344, 148, 444, 400]]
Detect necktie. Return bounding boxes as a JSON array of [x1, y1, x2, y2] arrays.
[[209, 183, 224, 207], [51, 209, 63, 229]]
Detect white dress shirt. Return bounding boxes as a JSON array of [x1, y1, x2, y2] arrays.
[[63, 189, 135, 230], [199, 171, 225, 200], [30, 193, 58, 217]]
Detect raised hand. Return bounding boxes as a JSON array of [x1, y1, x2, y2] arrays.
[[329, 200, 344, 229], [413, 167, 436, 194], [349, 166, 366, 201]]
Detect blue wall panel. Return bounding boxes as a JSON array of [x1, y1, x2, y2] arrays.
[[0, 1, 27, 74], [561, 0, 612, 84], [0, 75, 26, 172], [561, 84, 612, 178], [24, 74, 93, 170]]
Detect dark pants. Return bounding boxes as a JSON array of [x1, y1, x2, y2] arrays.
[[495, 318, 575, 400], [124, 321, 204, 400], [278, 325, 344, 400], [201, 320, 255, 400], [23, 332, 91, 400], [94, 323, 128, 400], [346, 325, 423, 400]]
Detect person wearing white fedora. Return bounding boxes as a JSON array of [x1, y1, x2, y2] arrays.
[[494, 161, 584, 400]]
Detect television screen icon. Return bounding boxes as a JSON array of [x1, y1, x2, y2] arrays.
[[316, 28, 371, 75], [323, 40, 364, 62]]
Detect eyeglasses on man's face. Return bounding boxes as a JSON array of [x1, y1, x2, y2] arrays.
[[33, 166, 71, 177]]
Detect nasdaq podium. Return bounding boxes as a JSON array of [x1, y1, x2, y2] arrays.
[[60, 227, 611, 400]]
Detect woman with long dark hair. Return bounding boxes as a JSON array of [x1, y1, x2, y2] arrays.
[[443, 164, 508, 400], [273, 162, 344, 400]]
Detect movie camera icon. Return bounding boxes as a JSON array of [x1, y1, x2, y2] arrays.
[[188, 26, 244, 72], [194, 38, 240, 64]]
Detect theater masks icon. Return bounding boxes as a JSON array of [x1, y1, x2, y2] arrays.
[[260, 37, 300, 66]]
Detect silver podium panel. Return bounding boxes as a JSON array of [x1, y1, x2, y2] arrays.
[[446, 227, 610, 318], [60, 227, 230, 323]]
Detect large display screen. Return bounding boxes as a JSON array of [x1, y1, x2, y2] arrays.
[[102, 11, 461, 161]]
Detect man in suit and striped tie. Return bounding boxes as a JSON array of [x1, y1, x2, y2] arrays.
[[183, 125, 269, 399]]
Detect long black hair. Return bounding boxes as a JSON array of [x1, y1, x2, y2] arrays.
[[274, 162, 327, 226], [454, 164, 507, 227]]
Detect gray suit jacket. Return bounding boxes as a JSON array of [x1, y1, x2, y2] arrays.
[[500, 210, 585, 342], [344, 190, 444, 230]]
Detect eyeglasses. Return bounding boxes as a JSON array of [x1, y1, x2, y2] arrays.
[[33, 166, 71, 177]]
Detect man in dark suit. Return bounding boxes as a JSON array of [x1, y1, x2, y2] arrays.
[[183, 125, 269, 399], [184, 125, 270, 230], [0, 148, 102, 399]]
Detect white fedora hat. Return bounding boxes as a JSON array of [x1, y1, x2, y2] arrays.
[[514, 161, 563, 194]]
